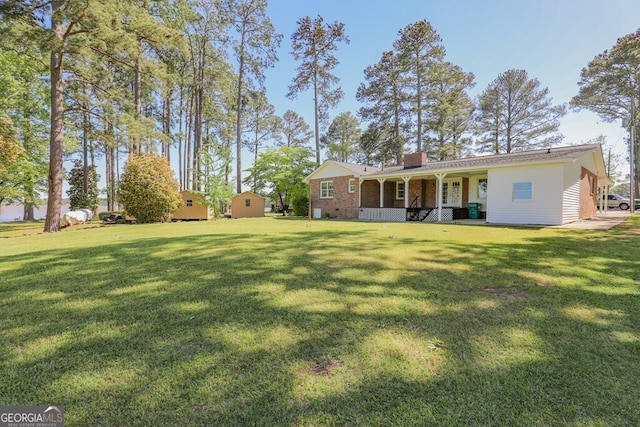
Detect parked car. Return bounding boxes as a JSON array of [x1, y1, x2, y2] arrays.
[[602, 194, 630, 210]]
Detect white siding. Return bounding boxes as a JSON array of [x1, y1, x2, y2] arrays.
[[486, 164, 564, 225], [562, 160, 581, 224], [468, 174, 488, 211], [310, 163, 354, 179]]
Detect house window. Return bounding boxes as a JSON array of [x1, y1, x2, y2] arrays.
[[442, 180, 461, 206], [245, 199, 251, 207], [320, 181, 334, 198], [348, 178, 355, 193], [513, 182, 533, 201], [396, 182, 405, 200], [478, 178, 488, 198], [588, 176, 595, 195], [186, 199, 193, 207]]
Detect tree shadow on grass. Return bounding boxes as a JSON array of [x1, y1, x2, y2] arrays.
[[0, 225, 639, 425]]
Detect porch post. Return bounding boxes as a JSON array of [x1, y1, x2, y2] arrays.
[[377, 178, 386, 208], [358, 178, 363, 208], [402, 176, 411, 208], [435, 173, 447, 222], [604, 183, 609, 213]]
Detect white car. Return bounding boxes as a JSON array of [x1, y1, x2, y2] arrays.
[[602, 194, 630, 210]]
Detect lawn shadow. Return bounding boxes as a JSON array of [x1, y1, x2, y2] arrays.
[[1, 223, 639, 425]]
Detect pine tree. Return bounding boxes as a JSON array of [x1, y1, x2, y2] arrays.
[[476, 69, 566, 154], [67, 159, 100, 212], [287, 15, 349, 165]]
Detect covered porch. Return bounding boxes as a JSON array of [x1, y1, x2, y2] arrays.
[[357, 171, 486, 223]]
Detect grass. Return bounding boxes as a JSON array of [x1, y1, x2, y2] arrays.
[[1, 216, 639, 426]]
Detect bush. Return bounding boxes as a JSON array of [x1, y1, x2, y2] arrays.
[[118, 155, 181, 223], [290, 194, 309, 217]]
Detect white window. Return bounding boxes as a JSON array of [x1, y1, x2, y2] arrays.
[[442, 179, 461, 206], [478, 178, 488, 198], [186, 199, 193, 207], [348, 178, 355, 193], [245, 199, 251, 207], [396, 182, 405, 200], [320, 181, 334, 198], [513, 182, 533, 201]]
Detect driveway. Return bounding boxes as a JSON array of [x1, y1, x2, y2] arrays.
[[551, 210, 632, 230]]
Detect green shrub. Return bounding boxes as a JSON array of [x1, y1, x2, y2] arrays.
[[118, 155, 181, 223], [290, 194, 309, 217]]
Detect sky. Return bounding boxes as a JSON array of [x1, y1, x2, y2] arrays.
[[257, 0, 640, 177]]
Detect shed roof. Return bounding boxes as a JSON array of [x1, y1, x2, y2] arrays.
[[232, 191, 265, 200]]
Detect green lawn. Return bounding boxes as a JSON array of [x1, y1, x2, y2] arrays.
[[1, 217, 639, 426]]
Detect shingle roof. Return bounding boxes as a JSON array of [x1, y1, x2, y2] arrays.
[[328, 161, 382, 176], [363, 144, 602, 178]]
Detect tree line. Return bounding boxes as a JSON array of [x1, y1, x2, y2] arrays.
[[0, 1, 638, 231]]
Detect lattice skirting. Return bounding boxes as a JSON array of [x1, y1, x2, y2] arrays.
[[358, 207, 453, 222], [359, 208, 406, 222], [423, 208, 453, 222]]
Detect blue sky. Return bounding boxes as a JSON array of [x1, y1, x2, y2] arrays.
[[260, 0, 640, 172]]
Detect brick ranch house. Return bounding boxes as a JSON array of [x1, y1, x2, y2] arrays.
[[303, 143, 612, 226]]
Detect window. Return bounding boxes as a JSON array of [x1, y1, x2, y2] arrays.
[[320, 181, 334, 198], [245, 199, 251, 207], [348, 178, 355, 193], [396, 182, 405, 200], [513, 182, 533, 201], [589, 176, 595, 195], [478, 178, 488, 198], [442, 180, 461, 206], [186, 199, 193, 207]]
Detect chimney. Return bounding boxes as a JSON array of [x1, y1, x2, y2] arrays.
[[404, 152, 428, 169]]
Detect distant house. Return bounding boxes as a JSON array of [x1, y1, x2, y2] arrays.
[[303, 144, 612, 226], [172, 191, 214, 221], [231, 191, 265, 218]]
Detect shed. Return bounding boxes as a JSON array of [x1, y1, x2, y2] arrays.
[[172, 191, 214, 221], [231, 191, 265, 218]]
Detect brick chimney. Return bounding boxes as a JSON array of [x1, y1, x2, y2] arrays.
[[404, 152, 427, 169]]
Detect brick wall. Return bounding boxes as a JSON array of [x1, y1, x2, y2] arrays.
[[310, 176, 359, 219], [361, 180, 379, 208], [579, 167, 597, 218]]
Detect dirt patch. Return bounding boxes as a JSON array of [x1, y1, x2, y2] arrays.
[[309, 357, 343, 377]]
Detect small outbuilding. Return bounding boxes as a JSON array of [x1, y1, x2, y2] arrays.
[[172, 190, 214, 221], [231, 191, 265, 218]]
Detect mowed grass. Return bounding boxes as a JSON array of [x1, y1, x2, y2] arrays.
[[1, 216, 639, 426]]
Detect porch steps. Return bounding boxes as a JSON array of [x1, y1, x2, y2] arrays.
[[406, 208, 435, 222]]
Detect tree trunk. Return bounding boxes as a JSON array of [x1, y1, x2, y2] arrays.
[[416, 56, 422, 153], [44, 1, 64, 233], [23, 203, 35, 221], [235, 38, 246, 194], [133, 49, 142, 155], [313, 54, 321, 165]]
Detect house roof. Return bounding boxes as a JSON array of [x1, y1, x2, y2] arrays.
[[305, 144, 609, 183], [303, 160, 382, 182], [361, 144, 607, 179]]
